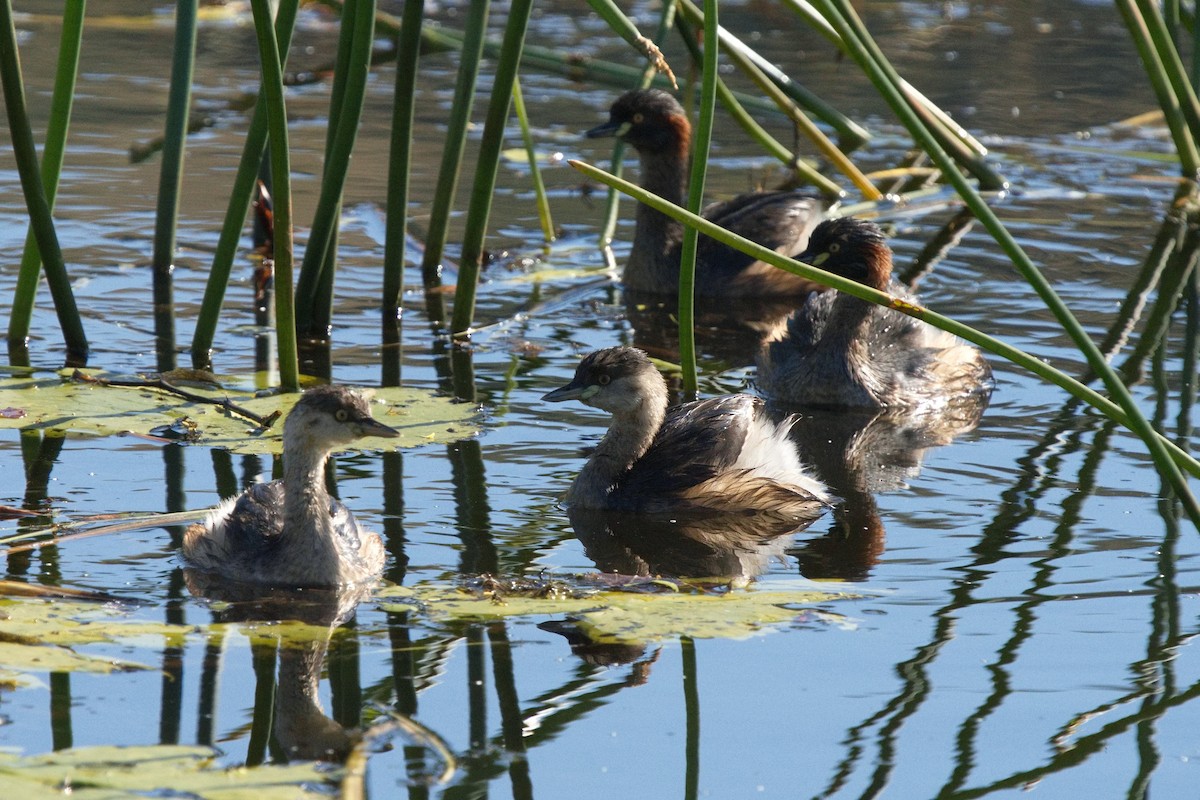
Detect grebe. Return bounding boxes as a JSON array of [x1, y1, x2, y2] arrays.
[[543, 346, 828, 516], [758, 216, 993, 409], [587, 89, 828, 296], [183, 385, 399, 587]]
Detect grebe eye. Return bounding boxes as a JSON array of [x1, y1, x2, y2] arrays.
[[827, 242, 841, 254], [632, 112, 643, 124], [597, 374, 611, 386], [335, 409, 350, 422]]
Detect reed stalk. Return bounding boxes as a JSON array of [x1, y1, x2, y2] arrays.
[[1115, 0, 1200, 174], [191, 0, 298, 370], [419, 0, 490, 303], [597, 1, 676, 252], [813, 0, 1200, 526], [295, 0, 377, 340], [451, 0, 534, 338], [250, 0, 299, 390], [383, 0, 425, 325], [0, 0, 88, 363], [672, 14, 842, 197], [584, 0, 676, 87], [673, 0, 719, 396], [511, 79, 555, 245], [9, 0, 85, 354], [152, 0, 199, 372], [674, 0, 879, 200], [567, 159, 1200, 487]]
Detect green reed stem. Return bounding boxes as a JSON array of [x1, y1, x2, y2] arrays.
[[672, 14, 842, 198], [713, 5, 869, 150], [295, 0, 376, 340], [815, 0, 1200, 526], [451, 0, 533, 338], [511, 79, 555, 244], [251, 0, 298, 390], [673, 0, 719, 396], [1135, 0, 1200, 140], [308, 0, 359, 342], [675, 0, 879, 200], [0, 0, 87, 363], [419, 0, 489, 298], [568, 159, 1200, 486], [784, 0, 990, 162], [191, 0, 298, 369], [1115, 0, 1200, 174], [384, 0, 425, 320], [597, 0, 675, 253], [584, 0, 676, 87], [9, 0, 85, 351], [152, 0, 198, 370]]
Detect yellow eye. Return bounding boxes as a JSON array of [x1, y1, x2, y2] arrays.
[[598, 374, 611, 386], [828, 242, 841, 254], [335, 409, 349, 422]]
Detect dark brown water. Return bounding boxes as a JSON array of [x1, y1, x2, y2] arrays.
[[0, 1, 1195, 797]]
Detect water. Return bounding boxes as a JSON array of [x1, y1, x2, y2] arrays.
[[1, 1, 1197, 797]]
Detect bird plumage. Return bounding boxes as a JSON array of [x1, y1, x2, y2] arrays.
[[587, 89, 828, 296], [183, 384, 399, 587], [544, 346, 828, 517], [758, 216, 993, 410]]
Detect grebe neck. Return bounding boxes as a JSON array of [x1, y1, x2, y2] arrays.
[[629, 132, 690, 290], [281, 441, 340, 558], [569, 382, 669, 507]]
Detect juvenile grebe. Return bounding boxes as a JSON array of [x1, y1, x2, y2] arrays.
[[757, 216, 993, 409], [543, 346, 828, 515], [587, 89, 828, 296], [183, 385, 400, 587]]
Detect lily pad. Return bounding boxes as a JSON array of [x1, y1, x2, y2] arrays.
[[0, 372, 480, 452], [0, 744, 334, 798], [376, 580, 856, 643], [0, 597, 191, 675]]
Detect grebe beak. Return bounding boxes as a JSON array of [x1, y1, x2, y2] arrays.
[[585, 119, 631, 139], [543, 379, 589, 402], [354, 417, 401, 439]]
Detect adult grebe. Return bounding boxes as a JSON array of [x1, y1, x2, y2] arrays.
[[587, 89, 828, 296], [757, 216, 993, 409], [543, 346, 828, 515], [183, 385, 399, 587]]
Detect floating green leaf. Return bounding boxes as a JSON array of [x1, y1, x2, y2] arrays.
[[0, 744, 334, 798], [376, 580, 856, 643], [0, 640, 149, 674], [0, 372, 481, 452], [0, 597, 190, 646], [0, 597, 191, 675]]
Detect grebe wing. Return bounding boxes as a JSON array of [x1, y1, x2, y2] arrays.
[[616, 395, 756, 497], [219, 481, 287, 551]]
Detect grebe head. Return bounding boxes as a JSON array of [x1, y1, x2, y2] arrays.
[[283, 384, 400, 452], [542, 347, 664, 415], [799, 217, 893, 290], [585, 89, 690, 156]]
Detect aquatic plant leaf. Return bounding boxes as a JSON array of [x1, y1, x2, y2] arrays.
[[0, 597, 192, 675], [0, 744, 333, 797], [0, 597, 190, 646], [0, 373, 481, 452], [0, 641, 152, 674], [376, 581, 855, 643], [0, 668, 42, 689]]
